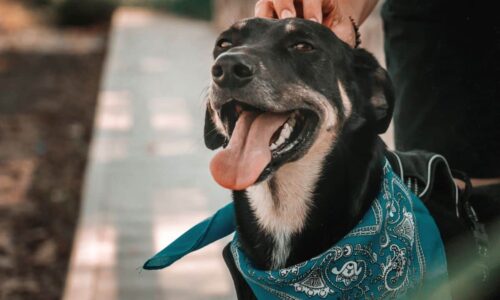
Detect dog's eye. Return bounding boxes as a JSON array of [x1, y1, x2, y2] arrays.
[[217, 39, 233, 49], [292, 42, 314, 52]]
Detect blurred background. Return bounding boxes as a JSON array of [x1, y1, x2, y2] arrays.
[[0, 1, 387, 299]]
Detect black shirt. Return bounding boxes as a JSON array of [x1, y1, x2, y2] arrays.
[[382, 0, 500, 177]]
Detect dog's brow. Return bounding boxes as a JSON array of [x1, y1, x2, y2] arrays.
[[285, 22, 297, 33], [233, 20, 247, 30]]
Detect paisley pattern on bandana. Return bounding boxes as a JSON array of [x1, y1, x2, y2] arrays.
[[231, 160, 449, 299]]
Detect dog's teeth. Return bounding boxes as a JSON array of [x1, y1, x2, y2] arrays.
[[276, 136, 286, 146], [271, 114, 298, 151], [282, 125, 291, 139]]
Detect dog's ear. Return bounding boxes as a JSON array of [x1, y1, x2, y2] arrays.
[[204, 104, 226, 150], [353, 49, 394, 134]]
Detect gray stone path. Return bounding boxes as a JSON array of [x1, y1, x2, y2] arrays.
[[63, 8, 236, 300]]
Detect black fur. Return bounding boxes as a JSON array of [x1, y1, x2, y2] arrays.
[[204, 104, 226, 150]]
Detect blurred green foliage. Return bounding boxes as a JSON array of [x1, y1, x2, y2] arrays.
[[152, 0, 212, 20], [35, 0, 212, 26], [56, 0, 118, 26], [30, 0, 53, 6]]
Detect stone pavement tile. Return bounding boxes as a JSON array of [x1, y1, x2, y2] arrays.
[[63, 8, 235, 300]]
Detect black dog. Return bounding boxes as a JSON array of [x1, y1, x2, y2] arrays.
[[206, 16, 392, 268], [204, 18, 491, 299]]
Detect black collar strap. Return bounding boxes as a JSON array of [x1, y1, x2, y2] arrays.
[[453, 170, 490, 282]]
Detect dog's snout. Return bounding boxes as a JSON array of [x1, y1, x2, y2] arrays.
[[212, 54, 255, 88]]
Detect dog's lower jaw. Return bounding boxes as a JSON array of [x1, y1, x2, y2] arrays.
[[233, 133, 386, 271], [244, 120, 337, 269]]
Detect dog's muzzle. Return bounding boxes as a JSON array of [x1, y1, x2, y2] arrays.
[[207, 53, 321, 191]]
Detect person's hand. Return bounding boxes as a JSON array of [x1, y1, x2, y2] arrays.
[[255, 0, 377, 47]]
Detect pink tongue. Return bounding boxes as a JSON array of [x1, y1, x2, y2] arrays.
[[210, 111, 289, 190]]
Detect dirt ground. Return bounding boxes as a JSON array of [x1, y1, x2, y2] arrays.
[[0, 1, 109, 299]]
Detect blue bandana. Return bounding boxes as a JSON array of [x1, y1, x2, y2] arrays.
[[231, 160, 449, 299], [144, 160, 450, 299]]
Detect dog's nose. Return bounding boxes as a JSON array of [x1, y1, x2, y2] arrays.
[[211, 54, 255, 88]]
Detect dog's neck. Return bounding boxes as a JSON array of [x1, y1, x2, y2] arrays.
[[233, 130, 385, 270]]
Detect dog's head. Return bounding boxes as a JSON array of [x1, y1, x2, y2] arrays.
[[205, 18, 393, 191]]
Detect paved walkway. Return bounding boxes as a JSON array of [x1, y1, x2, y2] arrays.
[[63, 8, 236, 300]]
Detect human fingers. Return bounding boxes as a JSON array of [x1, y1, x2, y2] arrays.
[[302, 0, 323, 23], [255, 0, 276, 18], [272, 0, 296, 19]]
